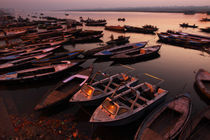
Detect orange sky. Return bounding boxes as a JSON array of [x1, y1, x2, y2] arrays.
[[1, 0, 210, 9]]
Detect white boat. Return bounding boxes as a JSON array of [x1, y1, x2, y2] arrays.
[[89, 82, 168, 126], [69, 72, 139, 105]]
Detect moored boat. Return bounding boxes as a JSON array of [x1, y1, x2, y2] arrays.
[[200, 18, 210, 22], [0, 45, 62, 62], [89, 82, 168, 125], [195, 69, 210, 100], [0, 60, 84, 83], [179, 107, 210, 140], [134, 93, 192, 140], [110, 45, 161, 61], [75, 30, 103, 37], [68, 34, 103, 44], [106, 36, 130, 45], [200, 27, 210, 33], [118, 18, 125, 21], [94, 42, 147, 58], [125, 25, 157, 34], [0, 52, 52, 72], [34, 66, 93, 110], [180, 23, 198, 28], [70, 73, 139, 105], [157, 31, 210, 48], [31, 50, 84, 66], [85, 22, 107, 26], [105, 25, 125, 32]]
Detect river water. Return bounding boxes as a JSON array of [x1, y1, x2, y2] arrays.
[[1, 11, 210, 139]]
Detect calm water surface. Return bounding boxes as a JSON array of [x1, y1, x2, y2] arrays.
[[1, 11, 210, 139]]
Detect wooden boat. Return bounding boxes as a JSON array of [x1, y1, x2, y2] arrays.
[[42, 37, 70, 46], [0, 30, 26, 40], [118, 18, 125, 21], [34, 66, 93, 110], [31, 50, 84, 66], [179, 107, 210, 140], [0, 52, 52, 72], [110, 45, 161, 61], [85, 22, 107, 26], [134, 93, 192, 140], [0, 60, 84, 83], [142, 25, 158, 31], [76, 30, 103, 37], [0, 43, 52, 57], [83, 45, 114, 58], [124, 25, 156, 34], [68, 34, 103, 44], [200, 18, 210, 22], [157, 31, 210, 47], [0, 45, 61, 62], [89, 82, 168, 125], [200, 27, 210, 33], [94, 42, 147, 58], [195, 69, 210, 100], [105, 25, 125, 32], [80, 18, 106, 23], [70, 73, 139, 105], [180, 23, 198, 28], [106, 36, 130, 45]]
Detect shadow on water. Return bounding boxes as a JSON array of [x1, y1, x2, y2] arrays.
[[157, 40, 210, 54], [93, 53, 160, 65], [111, 53, 161, 66], [91, 119, 144, 140]]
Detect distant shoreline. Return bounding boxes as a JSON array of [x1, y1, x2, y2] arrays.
[[63, 10, 209, 14], [57, 6, 210, 14]]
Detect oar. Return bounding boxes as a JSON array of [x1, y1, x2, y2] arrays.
[[144, 73, 164, 81]]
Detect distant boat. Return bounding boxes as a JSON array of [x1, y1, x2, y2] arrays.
[[90, 82, 168, 125], [118, 18, 125, 21], [75, 30, 103, 37], [180, 23, 198, 28], [85, 22, 107, 26], [106, 36, 130, 45], [195, 69, 210, 100], [105, 25, 125, 32], [200, 27, 210, 33], [134, 93, 192, 140], [68, 34, 103, 44], [124, 25, 158, 34], [34, 66, 93, 111], [179, 107, 210, 140], [200, 18, 210, 22], [157, 31, 210, 49]]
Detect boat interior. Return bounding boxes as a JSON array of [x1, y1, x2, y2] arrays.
[[17, 67, 55, 78], [188, 117, 210, 140], [56, 77, 85, 92], [112, 83, 165, 110], [148, 107, 182, 136]]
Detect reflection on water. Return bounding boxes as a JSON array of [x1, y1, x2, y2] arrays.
[[1, 11, 210, 139]]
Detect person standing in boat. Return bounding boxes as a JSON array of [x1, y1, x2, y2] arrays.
[[110, 34, 114, 40]]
